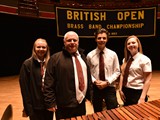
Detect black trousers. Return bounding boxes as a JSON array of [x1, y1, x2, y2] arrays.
[[92, 86, 118, 112], [122, 87, 148, 106], [55, 100, 86, 120], [29, 109, 53, 120]]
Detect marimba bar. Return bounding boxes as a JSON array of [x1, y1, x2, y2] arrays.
[[64, 99, 160, 120]]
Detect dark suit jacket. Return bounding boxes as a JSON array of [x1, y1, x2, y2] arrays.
[[19, 57, 46, 116], [44, 48, 92, 109]]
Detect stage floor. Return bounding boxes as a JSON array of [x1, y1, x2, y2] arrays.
[[0, 71, 160, 120]]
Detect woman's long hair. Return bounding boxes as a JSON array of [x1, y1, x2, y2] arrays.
[[121, 35, 143, 75], [31, 38, 50, 68]]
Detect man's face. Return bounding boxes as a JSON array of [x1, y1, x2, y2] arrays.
[[96, 33, 108, 50], [64, 33, 79, 54]]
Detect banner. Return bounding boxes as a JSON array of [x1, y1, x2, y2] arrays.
[[56, 6, 156, 38]]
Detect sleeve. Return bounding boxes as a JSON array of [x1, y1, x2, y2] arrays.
[[19, 62, 33, 116], [142, 56, 152, 72], [107, 53, 121, 84], [86, 53, 96, 83], [43, 56, 57, 109]]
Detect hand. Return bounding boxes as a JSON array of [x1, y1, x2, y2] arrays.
[[86, 99, 93, 105], [48, 107, 57, 112], [22, 109, 28, 117], [138, 98, 145, 104], [95, 80, 109, 90], [94, 80, 101, 85], [119, 90, 126, 102]]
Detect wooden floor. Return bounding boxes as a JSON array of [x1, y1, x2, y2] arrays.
[[0, 71, 160, 120]]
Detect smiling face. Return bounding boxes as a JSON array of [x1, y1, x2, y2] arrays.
[[64, 31, 79, 54], [124, 35, 143, 62], [34, 39, 48, 60], [96, 33, 108, 51], [126, 36, 139, 56]]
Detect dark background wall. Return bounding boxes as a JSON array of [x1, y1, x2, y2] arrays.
[[0, 13, 159, 76]]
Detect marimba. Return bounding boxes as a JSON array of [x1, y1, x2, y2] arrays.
[[64, 99, 160, 120]]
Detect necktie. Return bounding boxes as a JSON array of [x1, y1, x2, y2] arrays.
[[123, 57, 133, 86], [74, 53, 85, 91], [99, 51, 105, 80], [40, 62, 44, 77], [40, 62, 44, 91]]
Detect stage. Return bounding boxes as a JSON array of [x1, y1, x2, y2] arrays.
[[0, 71, 160, 120]]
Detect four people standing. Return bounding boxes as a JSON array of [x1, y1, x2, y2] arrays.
[[86, 28, 120, 112], [119, 35, 152, 106], [43, 31, 93, 120], [19, 38, 53, 120], [19, 31, 152, 119]]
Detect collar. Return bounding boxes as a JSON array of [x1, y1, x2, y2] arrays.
[[96, 47, 107, 54], [132, 52, 141, 60], [37, 58, 45, 63]]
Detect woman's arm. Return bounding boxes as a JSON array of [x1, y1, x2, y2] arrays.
[[118, 64, 126, 102], [138, 72, 152, 104]]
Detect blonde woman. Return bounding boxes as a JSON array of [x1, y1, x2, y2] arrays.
[[19, 38, 53, 120], [119, 35, 152, 106]]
